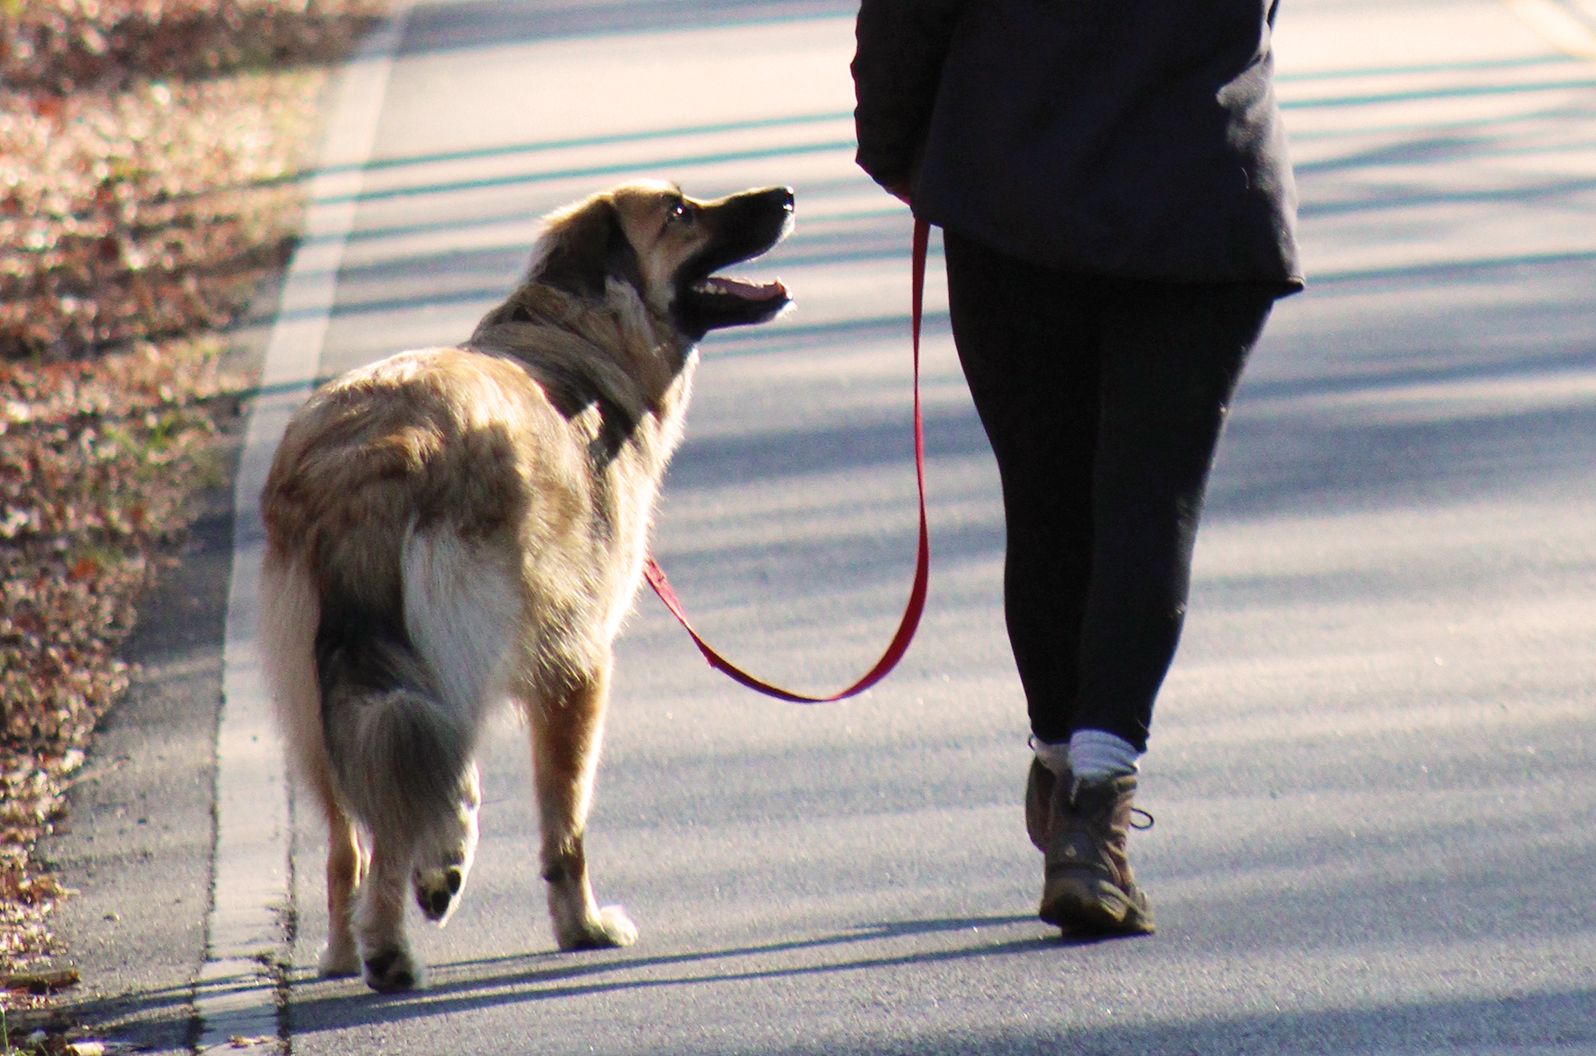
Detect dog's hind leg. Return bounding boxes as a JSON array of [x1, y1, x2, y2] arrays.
[[411, 761, 481, 927], [398, 526, 513, 928], [319, 795, 365, 978], [261, 554, 369, 976], [354, 833, 422, 992], [317, 583, 478, 992], [530, 660, 637, 951]]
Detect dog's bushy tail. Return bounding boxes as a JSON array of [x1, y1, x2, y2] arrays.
[[315, 602, 475, 843]]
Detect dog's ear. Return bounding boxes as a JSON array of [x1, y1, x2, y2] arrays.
[[533, 198, 646, 299]]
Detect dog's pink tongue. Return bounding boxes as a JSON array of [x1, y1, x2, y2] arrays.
[[705, 276, 787, 301]]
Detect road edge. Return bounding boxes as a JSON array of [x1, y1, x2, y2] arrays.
[[196, 7, 410, 1051]]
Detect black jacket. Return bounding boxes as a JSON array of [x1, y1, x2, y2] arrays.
[[853, 0, 1303, 290]]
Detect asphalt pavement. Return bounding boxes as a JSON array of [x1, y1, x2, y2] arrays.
[[52, 0, 1596, 1052]]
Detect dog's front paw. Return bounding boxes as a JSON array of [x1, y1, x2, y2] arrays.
[[557, 904, 637, 951], [318, 940, 361, 979], [362, 944, 423, 992]]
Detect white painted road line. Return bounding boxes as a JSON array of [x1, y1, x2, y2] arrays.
[[198, 8, 410, 1051]]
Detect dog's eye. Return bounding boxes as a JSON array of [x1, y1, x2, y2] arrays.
[[666, 199, 693, 225]]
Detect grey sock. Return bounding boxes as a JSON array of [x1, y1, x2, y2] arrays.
[[1068, 729, 1141, 783]]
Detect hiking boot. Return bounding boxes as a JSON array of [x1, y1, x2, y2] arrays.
[[1039, 773, 1155, 936], [1024, 756, 1061, 852]]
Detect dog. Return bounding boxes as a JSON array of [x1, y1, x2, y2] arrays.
[[258, 180, 794, 991]]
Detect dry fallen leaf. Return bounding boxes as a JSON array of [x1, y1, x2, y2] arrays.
[[1, 0, 381, 1020]]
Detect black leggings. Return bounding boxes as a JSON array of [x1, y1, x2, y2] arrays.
[[943, 231, 1277, 752]]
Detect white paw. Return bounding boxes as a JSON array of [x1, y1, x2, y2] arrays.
[[318, 941, 361, 978], [557, 904, 638, 951], [597, 905, 639, 947]]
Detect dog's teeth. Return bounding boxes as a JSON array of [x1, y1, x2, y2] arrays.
[[694, 276, 786, 301]]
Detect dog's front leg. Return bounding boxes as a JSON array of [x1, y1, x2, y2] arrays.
[[530, 661, 638, 950]]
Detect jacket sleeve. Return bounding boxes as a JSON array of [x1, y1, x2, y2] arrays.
[[851, 0, 963, 192]]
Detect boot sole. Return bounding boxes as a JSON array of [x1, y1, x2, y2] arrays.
[[1039, 878, 1155, 936]]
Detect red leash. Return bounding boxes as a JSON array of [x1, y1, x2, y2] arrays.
[[642, 218, 932, 703]]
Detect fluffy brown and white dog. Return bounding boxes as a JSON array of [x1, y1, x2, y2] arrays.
[[258, 181, 793, 991]]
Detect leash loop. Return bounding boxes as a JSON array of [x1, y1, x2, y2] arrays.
[[642, 218, 932, 703]]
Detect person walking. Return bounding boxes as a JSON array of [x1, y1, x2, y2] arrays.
[[852, 0, 1304, 937]]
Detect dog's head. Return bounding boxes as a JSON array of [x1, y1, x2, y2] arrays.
[[529, 180, 794, 340]]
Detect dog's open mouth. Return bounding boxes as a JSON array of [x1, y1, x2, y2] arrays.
[[678, 268, 790, 333], [672, 186, 794, 337]]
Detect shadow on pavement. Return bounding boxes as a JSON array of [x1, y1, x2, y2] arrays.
[[283, 913, 1049, 1032], [748, 988, 1596, 1055]]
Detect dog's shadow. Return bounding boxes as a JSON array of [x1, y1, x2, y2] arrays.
[[285, 913, 1071, 1028]]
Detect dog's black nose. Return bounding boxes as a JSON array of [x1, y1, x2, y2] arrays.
[[754, 186, 795, 213], [428, 890, 451, 917]]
